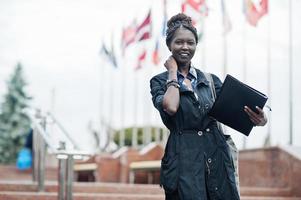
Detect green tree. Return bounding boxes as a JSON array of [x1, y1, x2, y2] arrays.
[[0, 63, 31, 164], [113, 126, 164, 146]]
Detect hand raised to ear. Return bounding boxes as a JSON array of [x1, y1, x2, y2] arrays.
[[164, 56, 178, 71], [244, 106, 267, 126]]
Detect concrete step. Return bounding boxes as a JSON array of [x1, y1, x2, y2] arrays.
[[0, 181, 162, 194], [0, 165, 57, 181], [0, 191, 164, 200], [0, 181, 295, 197], [242, 197, 301, 200], [1, 191, 301, 200], [240, 187, 292, 197]]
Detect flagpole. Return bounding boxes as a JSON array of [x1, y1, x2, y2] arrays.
[[221, 0, 228, 78], [99, 57, 107, 151], [242, 13, 247, 149], [50, 87, 56, 147], [99, 65, 103, 150], [101, 61, 111, 151], [107, 64, 115, 149], [221, 0, 229, 137], [108, 33, 119, 150], [132, 50, 146, 148], [201, 19, 206, 70], [132, 72, 138, 148], [144, 68, 152, 146], [266, 3, 272, 146], [142, 70, 147, 146], [111, 32, 125, 148], [119, 64, 126, 147], [288, 0, 293, 145], [223, 34, 227, 77]]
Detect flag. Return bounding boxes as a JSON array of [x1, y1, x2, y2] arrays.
[[136, 10, 152, 42], [135, 49, 147, 70], [152, 39, 160, 65], [221, 0, 232, 35], [182, 0, 208, 15], [182, 0, 208, 25], [243, 0, 268, 26], [260, 0, 268, 16], [182, 0, 208, 41], [121, 10, 152, 56], [162, 0, 167, 36], [121, 20, 137, 55], [110, 35, 118, 67], [100, 42, 117, 67]]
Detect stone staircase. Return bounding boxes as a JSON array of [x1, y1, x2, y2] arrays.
[[0, 181, 301, 200], [1, 145, 301, 200]]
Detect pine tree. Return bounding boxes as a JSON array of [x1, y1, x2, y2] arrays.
[[0, 63, 31, 164]]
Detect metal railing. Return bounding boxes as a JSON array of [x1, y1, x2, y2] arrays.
[[47, 112, 80, 150], [30, 110, 92, 200], [55, 142, 91, 200]]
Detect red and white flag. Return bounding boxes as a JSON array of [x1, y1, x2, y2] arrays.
[[182, 0, 208, 25], [243, 0, 268, 26], [181, 0, 208, 40], [136, 10, 152, 42], [121, 20, 137, 55], [152, 39, 160, 65], [135, 49, 147, 70]]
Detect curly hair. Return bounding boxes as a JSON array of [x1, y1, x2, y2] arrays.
[[165, 13, 198, 47]]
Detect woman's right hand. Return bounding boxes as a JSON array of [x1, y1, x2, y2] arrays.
[[164, 56, 178, 71]]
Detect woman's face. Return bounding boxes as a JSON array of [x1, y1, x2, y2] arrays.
[[169, 27, 196, 65]]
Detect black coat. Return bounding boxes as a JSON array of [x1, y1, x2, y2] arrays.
[[150, 68, 240, 200]]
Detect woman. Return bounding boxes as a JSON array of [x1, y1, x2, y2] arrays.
[[150, 13, 267, 200]]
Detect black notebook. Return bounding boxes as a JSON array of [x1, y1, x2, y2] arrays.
[[208, 74, 268, 136]]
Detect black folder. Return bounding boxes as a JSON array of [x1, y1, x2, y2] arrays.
[[208, 74, 268, 136]]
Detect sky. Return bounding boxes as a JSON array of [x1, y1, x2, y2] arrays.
[[0, 0, 300, 152]]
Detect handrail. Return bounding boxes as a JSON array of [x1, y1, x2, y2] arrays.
[[55, 150, 92, 158], [30, 117, 57, 152], [28, 109, 93, 200], [55, 144, 92, 200], [47, 112, 80, 150]]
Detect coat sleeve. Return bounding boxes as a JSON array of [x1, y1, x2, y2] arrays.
[[150, 75, 173, 128], [211, 74, 223, 97]]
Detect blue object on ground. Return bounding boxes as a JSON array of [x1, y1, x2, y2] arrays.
[[16, 148, 32, 170]]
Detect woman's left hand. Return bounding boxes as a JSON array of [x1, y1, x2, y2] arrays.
[[244, 106, 267, 126]]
